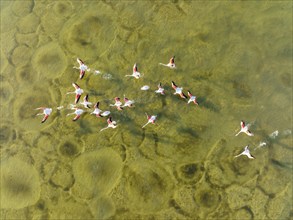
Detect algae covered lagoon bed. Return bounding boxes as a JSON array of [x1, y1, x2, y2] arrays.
[[0, 1, 292, 219]]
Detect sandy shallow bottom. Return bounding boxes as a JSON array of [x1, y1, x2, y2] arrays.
[[0, 1, 292, 219]]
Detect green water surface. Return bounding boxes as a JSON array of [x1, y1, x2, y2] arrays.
[[0, 0, 292, 219]]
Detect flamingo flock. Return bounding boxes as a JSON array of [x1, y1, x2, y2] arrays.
[[36, 56, 257, 158]]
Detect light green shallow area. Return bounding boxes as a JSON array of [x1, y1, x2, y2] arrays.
[[0, 0, 292, 219]]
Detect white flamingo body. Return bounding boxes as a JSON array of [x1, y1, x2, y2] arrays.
[[100, 111, 111, 117], [235, 145, 254, 159], [235, 120, 254, 136], [141, 85, 150, 90], [35, 107, 52, 123]]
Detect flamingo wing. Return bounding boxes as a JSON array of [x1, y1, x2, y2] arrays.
[[241, 120, 245, 128], [75, 94, 81, 104], [41, 114, 49, 123], [77, 58, 84, 65], [80, 70, 85, 79], [107, 117, 112, 124], [73, 114, 81, 121], [171, 81, 177, 90], [72, 83, 80, 89], [94, 102, 100, 108], [133, 63, 137, 73]]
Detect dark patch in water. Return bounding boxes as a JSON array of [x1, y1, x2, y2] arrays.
[[178, 126, 200, 138], [197, 97, 220, 112], [271, 159, 292, 169], [59, 141, 80, 158], [280, 72, 292, 88], [197, 189, 220, 208], [78, 120, 92, 134], [232, 80, 252, 98], [0, 125, 11, 143]]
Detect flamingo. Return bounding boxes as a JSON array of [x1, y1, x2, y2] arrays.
[[122, 95, 135, 108], [159, 56, 176, 69], [66, 108, 84, 121], [109, 97, 123, 110], [125, 63, 141, 79], [35, 107, 52, 123], [66, 83, 84, 104], [91, 102, 111, 117], [155, 82, 165, 95], [80, 94, 92, 108], [142, 113, 157, 128], [235, 145, 255, 159], [235, 120, 254, 136], [171, 81, 187, 99], [187, 90, 199, 105], [73, 58, 90, 79], [100, 117, 117, 132]]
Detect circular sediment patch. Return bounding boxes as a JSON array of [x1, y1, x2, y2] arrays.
[[72, 148, 123, 198], [0, 121, 16, 145], [15, 64, 37, 85], [11, 1, 34, 17], [58, 139, 84, 158], [0, 157, 41, 209], [16, 13, 40, 34], [175, 161, 204, 184], [195, 187, 220, 209], [31, 42, 68, 78], [52, 1, 74, 18], [124, 159, 175, 214], [0, 81, 14, 105], [60, 8, 116, 58], [89, 196, 116, 219], [11, 45, 32, 67]]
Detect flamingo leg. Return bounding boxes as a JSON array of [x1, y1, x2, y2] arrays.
[[142, 122, 150, 128], [100, 126, 109, 132], [235, 131, 242, 136]]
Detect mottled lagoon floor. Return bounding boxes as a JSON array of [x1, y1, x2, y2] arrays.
[[0, 1, 292, 219]]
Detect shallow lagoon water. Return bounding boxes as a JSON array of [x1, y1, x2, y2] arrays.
[[0, 0, 292, 219]]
